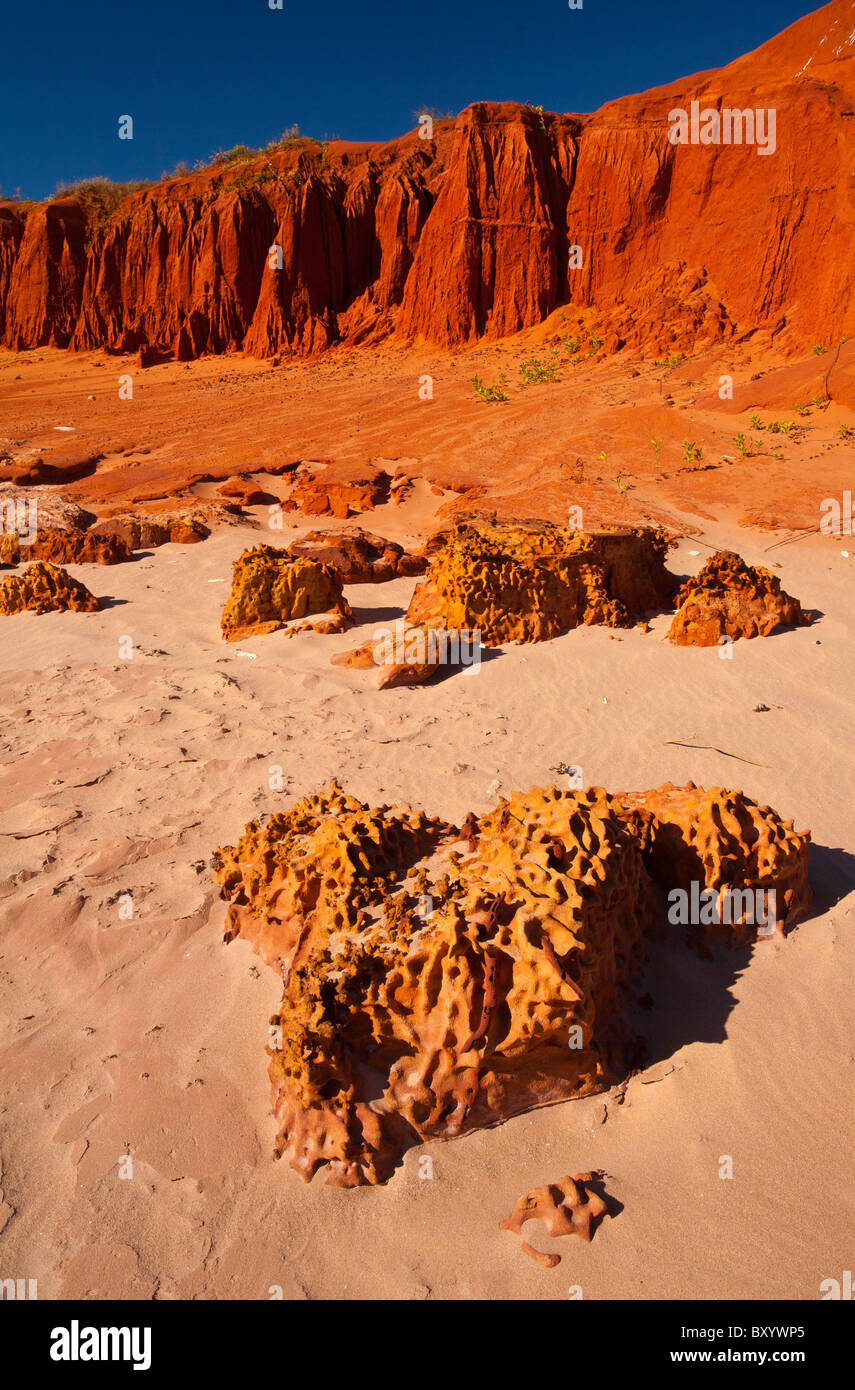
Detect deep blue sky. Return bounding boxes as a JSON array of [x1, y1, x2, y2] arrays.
[[2, 0, 822, 199]]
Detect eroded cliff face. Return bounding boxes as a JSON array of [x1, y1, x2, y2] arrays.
[[2, 0, 854, 358], [1, 200, 88, 348]]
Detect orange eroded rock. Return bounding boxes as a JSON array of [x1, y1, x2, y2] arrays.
[[667, 551, 808, 646], [212, 779, 810, 1186], [614, 781, 812, 940], [288, 464, 391, 519], [0, 560, 100, 615], [220, 544, 352, 642], [90, 516, 210, 549], [217, 478, 273, 506], [501, 1173, 614, 1263], [286, 528, 426, 583], [0, 487, 91, 534], [0, 527, 131, 567], [86, 517, 209, 547], [334, 518, 677, 686]]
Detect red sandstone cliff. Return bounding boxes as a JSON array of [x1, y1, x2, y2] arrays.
[[1, 0, 853, 358]]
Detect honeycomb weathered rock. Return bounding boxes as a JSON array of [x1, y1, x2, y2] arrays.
[[213, 779, 810, 1186], [501, 1173, 614, 1264], [334, 519, 677, 687], [668, 551, 808, 646], [0, 560, 101, 615], [411, 519, 677, 642], [220, 544, 352, 642], [614, 781, 812, 941]]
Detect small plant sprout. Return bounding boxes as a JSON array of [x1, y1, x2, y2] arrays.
[[813, 343, 829, 356], [733, 432, 748, 453], [681, 440, 703, 464], [837, 425, 855, 441], [750, 414, 764, 430], [471, 373, 508, 403]]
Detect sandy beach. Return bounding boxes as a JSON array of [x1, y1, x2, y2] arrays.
[[1, 491, 853, 1299], [2, 0, 854, 1314]]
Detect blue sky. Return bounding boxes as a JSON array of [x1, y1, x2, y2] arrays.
[[2, 0, 821, 198]]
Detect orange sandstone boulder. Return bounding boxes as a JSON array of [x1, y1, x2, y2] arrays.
[[668, 551, 808, 646], [614, 781, 812, 941], [0, 487, 91, 534], [334, 519, 677, 687], [214, 782, 655, 1185], [0, 560, 100, 615], [92, 515, 210, 549], [288, 463, 391, 519], [0, 527, 131, 567], [286, 527, 426, 583], [167, 517, 210, 545], [501, 1173, 615, 1264], [403, 519, 677, 641], [217, 477, 274, 506], [220, 543, 352, 642], [212, 778, 809, 1186]]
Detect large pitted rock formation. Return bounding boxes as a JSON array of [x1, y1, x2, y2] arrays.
[[0, 560, 101, 615], [220, 544, 352, 641], [668, 551, 809, 646], [334, 520, 677, 687], [0, 527, 131, 567], [2, 1, 853, 357], [286, 528, 426, 583], [411, 520, 677, 639], [212, 779, 811, 1186]]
